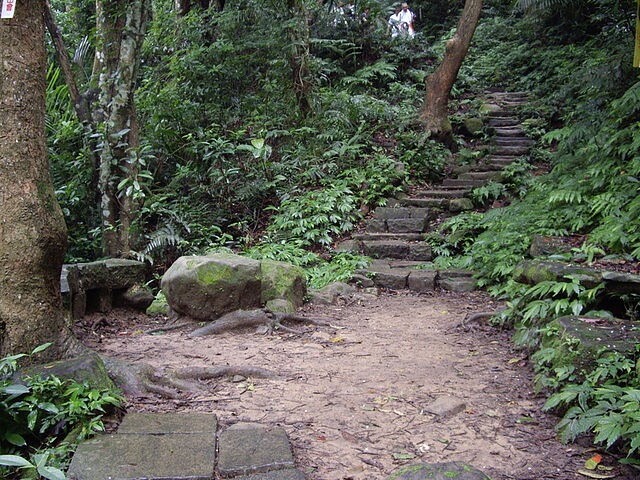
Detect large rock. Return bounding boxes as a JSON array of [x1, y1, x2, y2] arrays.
[[161, 253, 263, 320], [513, 259, 602, 289], [260, 260, 306, 308], [387, 461, 490, 480]]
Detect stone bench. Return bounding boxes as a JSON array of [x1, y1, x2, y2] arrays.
[[61, 259, 150, 318]]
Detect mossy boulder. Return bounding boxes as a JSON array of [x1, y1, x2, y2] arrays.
[[387, 461, 490, 480], [539, 316, 640, 379], [161, 253, 262, 320], [260, 260, 307, 308], [513, 259, 602, 289], [463, 117, 484, 135], [24, 352, 116, 392]]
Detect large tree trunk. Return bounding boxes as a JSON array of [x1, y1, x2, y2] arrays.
[[0, 0, 75, 361], [93, 0, 150, 257], [419, 0, 483, 147]]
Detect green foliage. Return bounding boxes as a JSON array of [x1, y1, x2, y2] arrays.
[[306, 252, 370, 289], [395, 130, 450, 182], [542, 348, 640, 455], [340, 152, 407, 208], [497, 276, 605, 348], [1, 345, 123, 480], [267, 181, 362, 247], [470, 182, 506, 207]]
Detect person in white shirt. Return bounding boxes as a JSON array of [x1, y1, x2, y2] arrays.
[[387, 6, 402, 38], [398, 2, 415, 38]]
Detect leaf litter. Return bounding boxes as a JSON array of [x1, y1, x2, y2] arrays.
[[77, 290, 639, 480]]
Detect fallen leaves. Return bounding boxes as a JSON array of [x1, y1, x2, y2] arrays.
[[577, 453, 617, 479]]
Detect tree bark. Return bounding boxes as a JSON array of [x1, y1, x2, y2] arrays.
[[0, 0, 75, 361], [93, 0, 150, 257], [419, 0, 483, 147]]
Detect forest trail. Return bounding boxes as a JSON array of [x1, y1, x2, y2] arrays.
[[69, 92, 635, 480], [342, 91, 534, 295], [74, 290, 635, 480]]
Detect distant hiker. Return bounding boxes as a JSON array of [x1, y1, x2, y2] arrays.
[[399, 2, 415, 38], [360, 7, 371, 28], [387, 6, 402, 38]]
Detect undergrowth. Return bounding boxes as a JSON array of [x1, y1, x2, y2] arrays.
[[0, 345, 123, 480]]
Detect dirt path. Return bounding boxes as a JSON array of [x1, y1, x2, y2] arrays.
[[78, 290, 631, 480]]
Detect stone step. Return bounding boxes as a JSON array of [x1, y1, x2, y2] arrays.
[[354, 265, 477, 293], [497, 99, 528, 108], [488, 90, 528, 99], [365, 217, 428, 234], [493, 126, 526, 137], [458, 171, 502, 181], [361, 239, 432, 261], [488, 117, 520, 127], [486, 110, 514, 118], [372, 206, 436, 221], [494, 145, 530, 156], [442, 178, 487, 188], [414, 189, 470, 199], [487, 155, 519, 164], [350, 232, 425, 242], [494, 137, 535, 147], [399, 197, 449, 209]]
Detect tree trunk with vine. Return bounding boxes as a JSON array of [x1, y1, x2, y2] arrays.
[[419, 0, 483, 147], [93, 0, 150, 257], [288, 0, 312, 115]]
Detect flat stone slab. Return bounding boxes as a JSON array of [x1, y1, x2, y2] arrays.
[[67, 432, 216, 480], [439, 277, 476, 293], [388, 461, 490, 480], [423, 396, 467, 417], [370, 268, 410, 290], [408, 269, 437, 292], [218, 426, 295, 478], [118, 412, 218, 434]]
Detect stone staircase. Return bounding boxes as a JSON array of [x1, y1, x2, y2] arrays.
[[340, 91, 534, 293]]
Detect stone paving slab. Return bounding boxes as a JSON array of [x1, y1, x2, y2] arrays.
[[218, 426, 295, 478], [67, 432, 216, 480], [117, 412, 218, 434]]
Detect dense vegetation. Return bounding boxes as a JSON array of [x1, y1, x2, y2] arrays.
[[33, 0, 640, 471], [0, 345, 122, 479]]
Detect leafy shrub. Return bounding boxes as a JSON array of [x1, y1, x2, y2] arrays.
[[340, 152, 407, 208], [266, 181, 362, 247], [306, 251, 370, 289], [0, 345, 123, 480], [542, 349, 640, 456], [395, 130, 450, 182]]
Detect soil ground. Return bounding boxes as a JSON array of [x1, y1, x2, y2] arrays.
[[76, 290, 638, 480]]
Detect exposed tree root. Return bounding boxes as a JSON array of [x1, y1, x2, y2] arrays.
[[453, 309, 507, 332], [101, 355, 279, 400], [144, 322, 193, 335], [189, 308, 334, 337]]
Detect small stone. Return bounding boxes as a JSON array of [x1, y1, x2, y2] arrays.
[[423, 396, 466, 417]]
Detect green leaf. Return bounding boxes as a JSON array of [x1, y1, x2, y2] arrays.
[[0, 454, 34, 467], [37, 465, 67, 480], [0, 384, 30, 395], [31, 343, 52, 355], [5, 433, 27, 446]]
